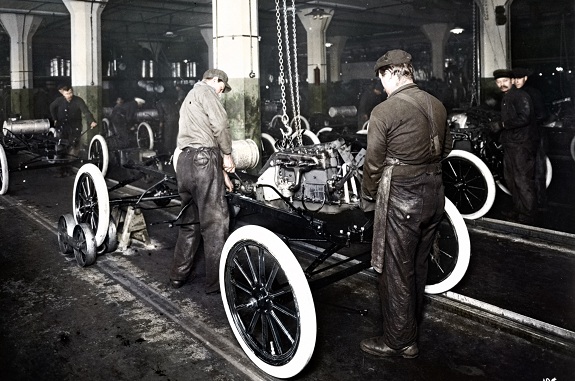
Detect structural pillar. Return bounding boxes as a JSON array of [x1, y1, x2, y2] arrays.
[[421, 23, 451, 80], [0, 14, 42, 119], [475, 0, 511, 103], [297, 7, 333, 114], [200, 28, 214, 70], [62, 0, 107, 149], [328, 36, 347, 83], [212, 0, 261, 163]]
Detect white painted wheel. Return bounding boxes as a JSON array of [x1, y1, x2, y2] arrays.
[[570, 136, 575, 163], [316, 127, 332, 140], [173, 147, 182, 172], [0, 144, 8, 195], [101, 118, 111, 137], [137, 122, 154, 150], [496, 155, 552, 195], [425, 198, 471, 294], [88, 134, 109, 177], [292, 129, 320, 145], [220, 225, 317, 379], [443, 149, 496, 219], [73, 164, 110, 247]]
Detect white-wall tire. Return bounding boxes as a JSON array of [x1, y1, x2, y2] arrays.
[[73, 164, 110, 247], [425, 198, 471, 294], [88, 134, 109, 177], [443, 149, 496, 219], [137, 122, 154, 150], [0, 144, 8, 195], [496, 155, 552, 195], [220, 225, 317, 379]]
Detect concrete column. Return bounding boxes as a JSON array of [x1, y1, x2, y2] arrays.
[[200, 28, 214, 69], [0, 14, 42, 118], [328, 36, 347, 83], [297, 7, 333, 115], [62, 0, 107, 147], [475, 0, 511, 103], [212, 0, 261, 163], [421, 23, 451, 80]]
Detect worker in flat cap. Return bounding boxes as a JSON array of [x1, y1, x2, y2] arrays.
[[512, 68, 549, 209], [169, 68, 235, 294], [493, 68, 539, 224], [360, 49, 452, 359]]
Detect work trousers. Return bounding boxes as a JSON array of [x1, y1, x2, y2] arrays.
[[503, 142, 537, 219], [170, 147, 229, 293], [378, 172, 444, 349]]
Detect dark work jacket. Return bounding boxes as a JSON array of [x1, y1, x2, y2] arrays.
[[49, 95, 96, 129], [500, 86, 538, 145], [362, 83, 452, 199]]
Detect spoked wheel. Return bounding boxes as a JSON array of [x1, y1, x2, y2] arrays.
[[220, 225, 317, 379], [46, 127, 62, 163], [88, 134, 109, 176], [73, 223, 97, 267], [73, 164, 110, 248], [570, 136, 575, 163], [0, 144, 8, 195], [137, 122, 154, 150], [442, 149, 496, 219], [496, 155, 552, 195], [292, 129, 320, 146], [425, 198, 471, 294], [58, 214, 76, 255]]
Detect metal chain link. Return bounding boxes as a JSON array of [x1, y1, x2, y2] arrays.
[[290, 0, 302, 146], [275, 0, 291, 151]]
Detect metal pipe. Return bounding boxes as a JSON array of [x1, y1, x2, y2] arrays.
[[0, 8, 69, 17]]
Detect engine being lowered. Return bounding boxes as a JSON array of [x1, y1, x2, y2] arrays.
[[255, 139, 365, 214]]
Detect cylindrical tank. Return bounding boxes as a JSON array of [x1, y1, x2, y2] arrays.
[[3, 119, 51, 135], [328, 105, 357, 118], [231, 139, 260, 170]]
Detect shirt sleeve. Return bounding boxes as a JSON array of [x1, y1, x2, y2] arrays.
[[204, 94, 232, 155], [361, 116, 387, 199]]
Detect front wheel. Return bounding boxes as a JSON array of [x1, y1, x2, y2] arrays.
[[220, 225, 317, 379], [425, 198, 471, 294], [496, 155, 552, 195], [137, 122, 154, 150]]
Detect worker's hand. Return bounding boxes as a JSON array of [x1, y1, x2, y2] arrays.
[[90, 121, 97, 129], [223, 153, 236, 173], [223, 170, 234, 192]]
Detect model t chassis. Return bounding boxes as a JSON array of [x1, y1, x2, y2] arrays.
[[61, 136, 470, 379], [0, 118, 109, 195]]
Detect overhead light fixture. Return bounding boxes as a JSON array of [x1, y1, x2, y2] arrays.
[[164, 31, 176, 38], [450, 27, 464, 34], [304, 8, 331, 19]]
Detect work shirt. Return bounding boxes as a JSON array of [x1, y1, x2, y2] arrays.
[[362, 83, 451, 199], [500, 86, 538, 145], [177, 81, 232, 156], [49, 95, 96, 129]]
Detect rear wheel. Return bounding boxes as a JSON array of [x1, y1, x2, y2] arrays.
[[73, 164, 110, 248], [88, 134, 109, 176], [220, 225, 316, 379], [137, 122, 154, 150], [443, 149, 496, 219]]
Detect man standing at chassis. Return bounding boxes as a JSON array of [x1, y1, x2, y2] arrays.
[[360, 50, 452, 358], [493, 69, 538, 224], [169, 69, 235, 294]]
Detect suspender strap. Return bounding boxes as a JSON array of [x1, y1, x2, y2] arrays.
[[395, 92, 441, 157]]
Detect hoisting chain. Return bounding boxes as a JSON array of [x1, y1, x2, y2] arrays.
[[275, 0, 291, 150], [290, 0, 303, 147]]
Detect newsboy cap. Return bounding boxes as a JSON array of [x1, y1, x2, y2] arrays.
[[512, 67, 533, 78], [203, 68, 231, 93], [374, 49, 412, 73], [493, 69, 513, 79]]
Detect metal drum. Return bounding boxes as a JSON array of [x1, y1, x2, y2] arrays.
[[136, 109, 159, 121], [328, 105, 357, 118], [3, 119, 51, 135], [232, 139, 260, 170]]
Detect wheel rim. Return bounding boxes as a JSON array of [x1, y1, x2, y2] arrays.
[[443, 154, 491, 217], [224, 240, 302, 365], [73, 223, 97, 267], [0, 144, 8, 195], [88, 135, 109, 177], [57, 214, 74, 254], [137, 122, 154, 150]]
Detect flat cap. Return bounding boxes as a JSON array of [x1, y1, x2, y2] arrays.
[[512, 67, 533, 78], [374, 49, 412, 73], [203, 68, 231, 93], [493, 69, 513, 79]]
